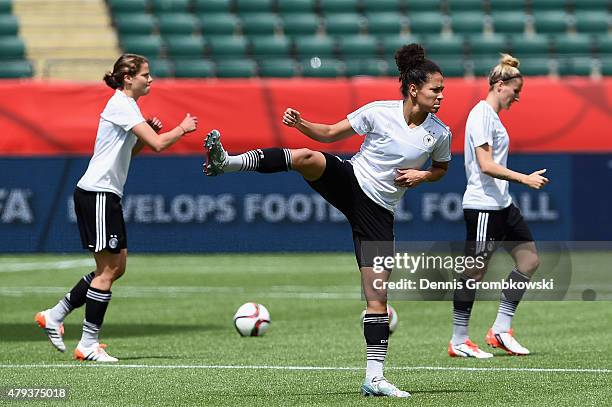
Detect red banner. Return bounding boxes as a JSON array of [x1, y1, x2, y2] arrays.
[[0, 77, 610, 155]]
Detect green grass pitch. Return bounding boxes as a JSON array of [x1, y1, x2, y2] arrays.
[[1, 253, 611, 406]]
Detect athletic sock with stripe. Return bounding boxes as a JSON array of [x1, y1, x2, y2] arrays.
[[48, 271, 95, 323], [364, 313, 389, 380], [80, 287, 112, 348], [492, 268, 530, 333], [223, 148, 292, 173]]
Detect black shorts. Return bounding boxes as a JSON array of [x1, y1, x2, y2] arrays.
[[74, 187, 127, 253], [306, 153, 394, 268], [464, 203, 534, 256]]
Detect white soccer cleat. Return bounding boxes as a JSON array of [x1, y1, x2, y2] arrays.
[[486, 328, 530, 355], [35, 310, 66, 352], [448, 339, 493, 359], [74, 342, 118, 362], [361, 376, 411, 398], [203, 129, 228, 176]]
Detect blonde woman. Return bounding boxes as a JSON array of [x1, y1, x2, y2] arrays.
[[449, 54, 549, 358]]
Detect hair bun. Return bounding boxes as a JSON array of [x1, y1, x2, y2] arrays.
[[395, 43, 426, 72], [499, 53, 520, 69], [103, 72, 119, 89]]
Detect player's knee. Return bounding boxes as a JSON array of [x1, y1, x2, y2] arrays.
[[292, 148, 316, 168], [519, 255, 540, 275]]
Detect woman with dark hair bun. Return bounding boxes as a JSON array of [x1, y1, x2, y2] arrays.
[[35, 54, 198, 362], [202, 44, 451, 397]]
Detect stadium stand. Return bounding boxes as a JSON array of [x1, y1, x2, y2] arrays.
[[1, 0, 608, 79]]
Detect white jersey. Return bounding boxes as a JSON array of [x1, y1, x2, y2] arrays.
[[77, 90, 145, 198], [462, 100, 512, 210], [347, 100, 452, 212]]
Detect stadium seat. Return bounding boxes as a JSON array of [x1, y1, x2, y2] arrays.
[[529, 0, 568, 10], [300, 57, 343, 77], [114, 14, 156, 35], [250, 36, 291, 57], [516, 57, 551, 75], [446, 0, 484, 12], [0, 37, 23, 58], [556, 57, 593, 76], [108, 0, 147, 14], [365, 12, 405, 35], [258, 58, 299, 77], [532, 11, 569, 34], [601, 57, 612, 75], [408, 12, 444, 34], [193, 0, 231, 13], [319, 0, 360, 14], [450, 11, 486, 34], [424, 34, 465, 57], [235, 0, 274, 13], [281, 13, 320, 36], [325, 13, 363, 35], [120, 35, 163, 58], [573, 11, 610, 34], [0, 14, 18, 35], [344, 58, 388, 76], [510, 34, 551, 56], [405, 0, 443, 12], [0, 60, 32, 78], [241, 13, 280, 36], [380, 34, 421, 57], [553, 33, 593, 57], [491, 11, 526, 34], [198, 13, 238, 36], [362, 0, 402, 13], [430, 55, 466, 77], [207, 35, 248, 57], [294, 35, 335, 58], [158, 13, 198, 35], [173, 59, 215, 77], [151, 0, 190, 14], [148, 58, 173, 77], [489, 0, 524, 11], [0, 0, 11, 13], [595, 34, 612, 55], [164, 35, 205, 58], [337, 35, 379, 58], [216, 58, 257, 77], [468, 34, 509, 56], [471, 55, 501, 76], [572, 0, 609, 10], [277, 0, 316, 14]]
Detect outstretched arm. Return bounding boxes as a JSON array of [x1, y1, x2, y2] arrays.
[[475, 144, 548, 189], [282, 108, 355, 143], [132, 113, 198, 153]]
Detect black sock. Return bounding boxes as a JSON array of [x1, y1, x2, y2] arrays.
[[452, 276, 476, 343], [228, 148, 292, 173], [66, 271, 95, 309], [364, 313, 389, 378], [80, 287, 112, 346]]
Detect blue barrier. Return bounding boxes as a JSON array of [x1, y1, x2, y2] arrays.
[[0, 154, 608, 253]]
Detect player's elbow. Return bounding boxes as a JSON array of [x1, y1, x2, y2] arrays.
[[150, 143, 164, 153], [479, 162, 494, 176]]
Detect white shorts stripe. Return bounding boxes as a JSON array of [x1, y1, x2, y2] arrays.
[[95, 193, 107, 252]]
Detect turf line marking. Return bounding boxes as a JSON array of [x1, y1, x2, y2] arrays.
[[0, 364, 609, 374], [0, 259, 94, 273]]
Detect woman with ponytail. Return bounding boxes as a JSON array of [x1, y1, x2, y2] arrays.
[[203, 44, 451, 397], [449, 54, 548, 359], [35, 54, 198, 362]]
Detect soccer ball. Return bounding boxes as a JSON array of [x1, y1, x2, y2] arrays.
[[233, 302, 271, 337], [360, 305, 399, 334]]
